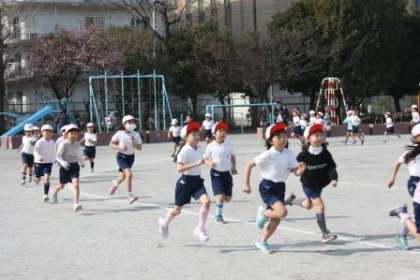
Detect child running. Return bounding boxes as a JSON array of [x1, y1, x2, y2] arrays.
[[32, 126, 41, 139], [343, 111, 354, 144], [168, 118, 181, 158], [243, 123, 305, 254], [204, 122, 237, 224], [351, 111, 365, 145], [55, 125, 68, 152], [109, 115, 142, 204], [33, 124, 56, 202], [158, 121, 211, 241], [285, 123, 339, 243], [291, 110, 305, 144], [17, 124, 36, 185], [383, 112, 400, 143], [52, 124, 85, 212], [387, 123, 420, 249], [81, 122, 97, 172], [201, 113, 214, 144], [410, 105, 420, 128]]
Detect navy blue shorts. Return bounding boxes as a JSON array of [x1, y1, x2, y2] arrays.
[[210, 169, 233, 197], [175, 175, 207, 206], [59, 163, 80, 185], [34, 163, 53, 178], [204, 129, 212, 139], [352, 126, 360, 133], [259, 179, 285, 207], [347, 129, 353, 133], [302, 185, 323, 199], [172, 136, 181, 145], [117, 153, 135, 172], [84, 146, 96, 159], [293, 126, 303, 136], [407, 176, 420, 232], [21, 153, 34, 167], [386, 127, 395, 134]]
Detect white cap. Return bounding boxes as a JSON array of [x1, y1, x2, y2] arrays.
[[24, 123, 33, 131], [60, 125, 68, 132], [86, 122, 94, 127], [65, 124, 79, 132], [122, 115, 136, 124], [32, 126, 40, 131], [41, 124, 53, 132], [205, 113, 211, 118], [412, 124, 420, 137], [309, 110, 315, 115], [171, 118, 178, 125], [411, 104, 418, 110]]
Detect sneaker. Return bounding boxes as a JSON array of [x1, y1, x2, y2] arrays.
[[128, 196, 138, 204], [394, 235, 411, 250], [51, 193, 58, 204], [193, 227, 209, 241], [90, 168, 94, 173], [42, 195, 49, 203], [284, 193, 296, 206], [170, 154, 175, 158], [73, 204, 82, 212], [389, 204, 408, 217], [215, 215, 226, 224], [321, 233, 338, 244], [255, 240, 272, 254], [109, 180, 118, 195], [20, 179, 26, 186], [256, 206, 268, 229], [28, 176, 33, 183], [158, 218, 169, 238]]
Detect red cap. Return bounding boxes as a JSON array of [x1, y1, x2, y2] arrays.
[[187, 121, 201, 134], [307, 124, 324, 138], [212, 122, 228, 134], [265, 123, 286, 139]]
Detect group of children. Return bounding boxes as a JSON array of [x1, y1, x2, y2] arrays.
[[163, 113, 340, 254], [17, 107, 420, 253]]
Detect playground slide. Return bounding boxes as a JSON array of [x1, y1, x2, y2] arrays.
[[1, 105, 54, 137]]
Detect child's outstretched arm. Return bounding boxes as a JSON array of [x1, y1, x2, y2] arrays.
[[387, 161, 402, 188], [243, 160, 256, 193], [176, 161, 204, 173], [230, 155, 238, 175]]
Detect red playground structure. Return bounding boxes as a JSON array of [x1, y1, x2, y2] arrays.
[[315, 77, 349, 125]]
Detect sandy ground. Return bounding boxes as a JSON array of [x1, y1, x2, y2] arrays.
[[1, 133, 419, 280]]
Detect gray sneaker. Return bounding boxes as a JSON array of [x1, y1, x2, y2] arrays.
[[284, 193, 296, 206], [321, 233, 338, 243], [389, 205, 407, 218], [394, 235, 411, 250], [215, 215, 226, 224]]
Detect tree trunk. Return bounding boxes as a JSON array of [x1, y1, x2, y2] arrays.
[[392, 94, 402, 112]]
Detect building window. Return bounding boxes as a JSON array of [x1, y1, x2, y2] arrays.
[[85, 16, 105, 30], [131, 17, 145, 28], [11, 17, 20, 39]]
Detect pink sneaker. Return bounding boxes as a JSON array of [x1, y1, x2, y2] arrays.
[[158, 218, 169, 238], [109, 180, 118, 195], [193, 227, 209, 241], [128, 196, 138, 204]]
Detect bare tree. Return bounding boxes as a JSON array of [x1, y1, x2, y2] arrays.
[[109, 0, 195, 44], [0, 0, 33, 130]]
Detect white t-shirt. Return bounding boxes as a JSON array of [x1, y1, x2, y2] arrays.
[[351, 115, 361, 126], [309, 116, 317, 125], [204, 140, 235, 172], [412, 112, 420, 123], [177, 143, 203, 176], [202, 120, 214, 130], [398, 152, 420, 177], [84, 132, 97, 147], [34, 137, 56, 163], [169, 126, 181, 138], [300, 119, 308, 128], [292, 116, 301, 126], [111, 130, 142, 155], [254, 147, 298, 183], [55, 136, 65, 152], [21, 135, 36, 154], [385, 117, 393, 128]]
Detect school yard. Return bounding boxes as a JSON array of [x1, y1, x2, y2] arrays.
[[1, 134, 419, 280]]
